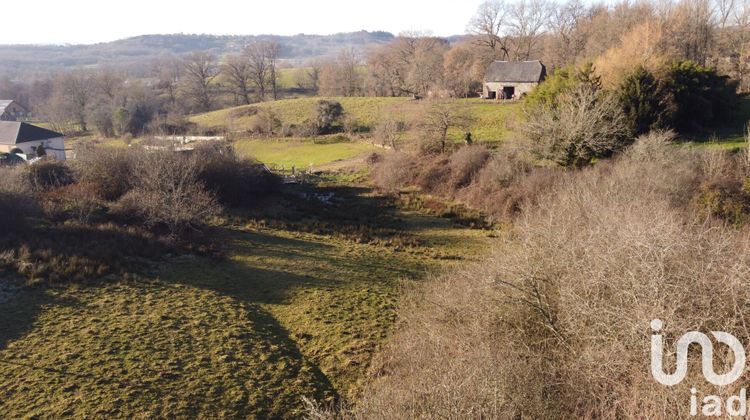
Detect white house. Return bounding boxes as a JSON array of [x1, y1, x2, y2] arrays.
[[0, 100, 29, 121], [0, 122, 66, 160]]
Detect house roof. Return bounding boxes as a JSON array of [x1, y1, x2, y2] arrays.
[[484, 60, 546, 83], [0, 100, 25, 115], [0, 122, 64, 145]]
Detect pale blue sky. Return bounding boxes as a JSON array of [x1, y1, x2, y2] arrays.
[[1, 0, 485, 45]]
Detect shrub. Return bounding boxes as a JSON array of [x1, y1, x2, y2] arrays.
[[357, 143, 750, 418], [618, 66, 667, 135], [660, 60, 740, 132], [248, 108, 281, 137], [315, 100, 344, 134], [0, 166, 38, 232], [193, 144, 281, 207], [415, 156, 451, 193], [524, 84, 632, 167], [446, 145, 491, 190], [120, 151, 221, 235], [39, 182, 104, 224], [26, 160, 75, 191], [72, 145, 137, 201], [524, 62, 601, 109], [371, 153, 418, 193]]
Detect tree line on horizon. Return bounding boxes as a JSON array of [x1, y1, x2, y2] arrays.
[[0, 0, 747, 138]]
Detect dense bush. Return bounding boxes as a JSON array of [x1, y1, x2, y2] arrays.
[[0, 166, 38, 232], [660, 60, 740, 132], [72, 145, 137, 200], [39, 182, 104, 224], [118, 151, 220, 235], [26, 160, 75, 191], [371, 152, 418, 193], [357, 135, 750, 418], [446, 145, 490, 190], [524, 84, 632, 167], [618, 66, 666, 135], [315, 100, 344, 134], [194, 144, 281, 206], [524, 62, 600, 109]]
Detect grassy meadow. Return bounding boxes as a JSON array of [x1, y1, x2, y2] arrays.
[[234, 137, 380, 169], [191, 97, 523, 144], [0, 166, 492, 417]]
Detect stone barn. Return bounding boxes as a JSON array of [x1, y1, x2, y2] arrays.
[[482, 60, 546, 100]]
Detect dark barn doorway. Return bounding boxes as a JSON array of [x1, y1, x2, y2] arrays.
[[487, 90, 497, 99], [502, 86, 515, 99]]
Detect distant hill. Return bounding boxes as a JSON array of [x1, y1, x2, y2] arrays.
[[0, 31, 397, 78]]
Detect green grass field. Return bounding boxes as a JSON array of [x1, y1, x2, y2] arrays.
[[192, 97, 522, 144], [235, 137, 380, 169], [0, 182, 492, 417]]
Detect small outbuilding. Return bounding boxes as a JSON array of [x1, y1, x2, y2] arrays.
[[0, 122, 66, 160], [483, 60, 546, 100], [0, 100, 29, 121]]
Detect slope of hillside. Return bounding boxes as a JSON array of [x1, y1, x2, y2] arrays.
[[192, 97, 523, 144]]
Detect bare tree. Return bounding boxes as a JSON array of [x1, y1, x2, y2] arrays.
[[419, 100, 473, 154], [469, 0, 512, 59], [320, 48, 363, 96], [56, 70, 92, 132], [153, 57, 182, 106], [222, 54, 252, 105], [244, 41, 280, 101], [374, 115, 407, 150], [547, 0, 587, 66], [294, 62, 321, 93], [367, 35, 448, 97], [94, 68, 123, 102], [508, 0, 555, 60], [267, 43, 280, 101], [181, 52, 218, 112]]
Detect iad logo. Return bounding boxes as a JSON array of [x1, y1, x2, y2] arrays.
[[651, 319, 750, 416], [650, 319, 745, 386]]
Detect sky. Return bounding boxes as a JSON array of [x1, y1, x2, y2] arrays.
[[0, 0, 485, 45]]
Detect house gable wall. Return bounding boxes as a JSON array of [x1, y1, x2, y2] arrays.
[[1, 137, 66, 160]]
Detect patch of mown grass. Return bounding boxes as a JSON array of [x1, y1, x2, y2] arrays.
[[234, 137, 379, 168], [0, 183, 493, 417]]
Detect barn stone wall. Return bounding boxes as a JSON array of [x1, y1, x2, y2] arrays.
[[483, 82, 539, 99]]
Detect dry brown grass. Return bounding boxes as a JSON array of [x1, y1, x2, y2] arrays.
[[348, 133, 750, 419]]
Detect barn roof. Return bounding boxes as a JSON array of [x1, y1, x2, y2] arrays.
[[484, 60, 546, 83], [0, 122, 63, 145]]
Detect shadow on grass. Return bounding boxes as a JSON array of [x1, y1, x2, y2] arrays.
[[161, 248, 345, 405], [0, 281, 77, 351], [0, 223, 171, 284]]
